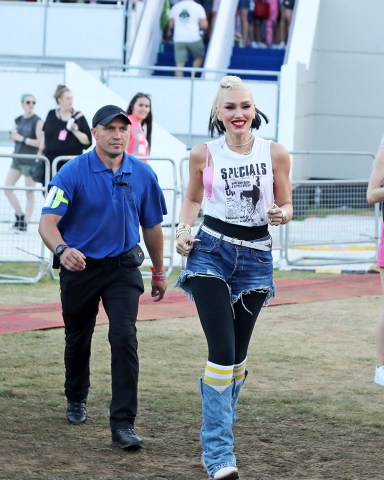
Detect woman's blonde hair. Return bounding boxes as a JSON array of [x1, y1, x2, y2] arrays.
[[54, 84, 71, 103], [208, 75, 268, 137]]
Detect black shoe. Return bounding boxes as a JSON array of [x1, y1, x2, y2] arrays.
[[112, 427, 143, 450], [66, 399, 87, 425], [12, 214, 27, 233]]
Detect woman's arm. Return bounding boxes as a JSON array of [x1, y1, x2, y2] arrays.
[[178, 143, 206, 226], [367, 147, 384, 204], [72, 128, 90, 146], [176, 143, 206, 254], [270, 142, 293, 224], [38, 130, 45, 155], [71, 113, 92, 147], [25, 119, 44, 149]]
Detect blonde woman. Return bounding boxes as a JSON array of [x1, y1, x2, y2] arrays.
[[175, 76, 292, 479], [40, 85, 91, 180]]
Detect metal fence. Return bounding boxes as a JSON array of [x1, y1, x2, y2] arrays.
[[1, 150, 380, 283], [285, 178, 379, 266], [283, 150, 379, 267], [0, 153, 50, 283]]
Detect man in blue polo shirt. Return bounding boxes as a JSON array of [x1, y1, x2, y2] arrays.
[[38, 105, 167, 451]]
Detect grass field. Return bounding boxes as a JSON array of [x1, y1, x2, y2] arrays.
[[1, 264, 383, 479]]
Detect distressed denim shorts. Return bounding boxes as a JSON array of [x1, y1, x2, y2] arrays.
[[175, 225, 275, 306]]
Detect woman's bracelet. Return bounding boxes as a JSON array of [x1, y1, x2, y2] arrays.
[[150, 267, 166, 281], [176, 222, 191, 239]]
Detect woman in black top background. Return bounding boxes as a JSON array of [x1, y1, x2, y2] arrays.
[[40, 84, 91, 178]]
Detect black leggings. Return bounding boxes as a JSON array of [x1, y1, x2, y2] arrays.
[[187, 276, 267, 366]]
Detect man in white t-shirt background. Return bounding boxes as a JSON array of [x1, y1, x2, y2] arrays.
[[169, 0, 209, 77]]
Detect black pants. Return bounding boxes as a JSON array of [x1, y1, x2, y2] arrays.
[[60, 260, 144, 430], [187, 276, 266, 365]]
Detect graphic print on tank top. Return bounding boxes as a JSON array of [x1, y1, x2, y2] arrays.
[[221, 162, 267, 224], [203, 136, 274, 227]]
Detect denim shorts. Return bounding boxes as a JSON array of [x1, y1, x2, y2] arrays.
[[175, 225, 275, 307], [238, 0, 251, 10]]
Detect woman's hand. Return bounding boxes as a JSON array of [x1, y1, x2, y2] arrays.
[[70, 122, 79, 134], [267, 203, 288, 226], [176, 232, 199, 257]]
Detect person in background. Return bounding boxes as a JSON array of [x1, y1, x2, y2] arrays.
[[4, 93, 43, 232], [169, 0, 208, 77], [126, 92, 152, 158], [175, 76, 292, 479], [210, 0, 221, 31], [279, 0, 295, 47], [196, 0, 213, 43], [237, 0, 251, 48], [38, 105, 167, 450], [265, 0, 280, 48], [39, 85, 92, 180], [367, 145, 384, 387]]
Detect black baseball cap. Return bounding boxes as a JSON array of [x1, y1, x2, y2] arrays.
[[92, 105, 131, 128]]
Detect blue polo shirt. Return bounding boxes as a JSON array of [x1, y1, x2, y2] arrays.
[[42, 148, 167, 258]]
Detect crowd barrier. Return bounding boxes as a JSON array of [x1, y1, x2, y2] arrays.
[[284, 178, 379, 266], [284, 151, 379, 267], [0, 153, 49, 283], [1, 150, 380, 283]]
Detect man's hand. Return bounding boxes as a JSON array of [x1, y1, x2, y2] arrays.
[[60, 248, 86, 272], [151, 279, 167, 302]]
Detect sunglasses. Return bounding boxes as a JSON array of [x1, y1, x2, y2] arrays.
[[25, 100, 36, 105]]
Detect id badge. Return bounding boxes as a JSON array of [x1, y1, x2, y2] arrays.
[[58, 129, 68, 141]]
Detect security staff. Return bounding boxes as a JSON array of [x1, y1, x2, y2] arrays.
[[39, 105, 167, 450]]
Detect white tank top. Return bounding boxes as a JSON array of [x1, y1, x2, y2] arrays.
[[203, 135, 274, 227]]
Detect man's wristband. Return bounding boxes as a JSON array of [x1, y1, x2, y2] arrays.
[[151, 267, 166, 281]]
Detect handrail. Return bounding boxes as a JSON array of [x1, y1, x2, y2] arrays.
[[100, 64, 281, 83]]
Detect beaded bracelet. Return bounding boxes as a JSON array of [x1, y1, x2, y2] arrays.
[[150, 267, 166, 281]]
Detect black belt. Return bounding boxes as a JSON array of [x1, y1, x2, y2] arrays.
[[85, 251, 131, 266]]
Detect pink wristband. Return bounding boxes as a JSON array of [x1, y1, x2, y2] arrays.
[[151, 267, 166, 281]]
